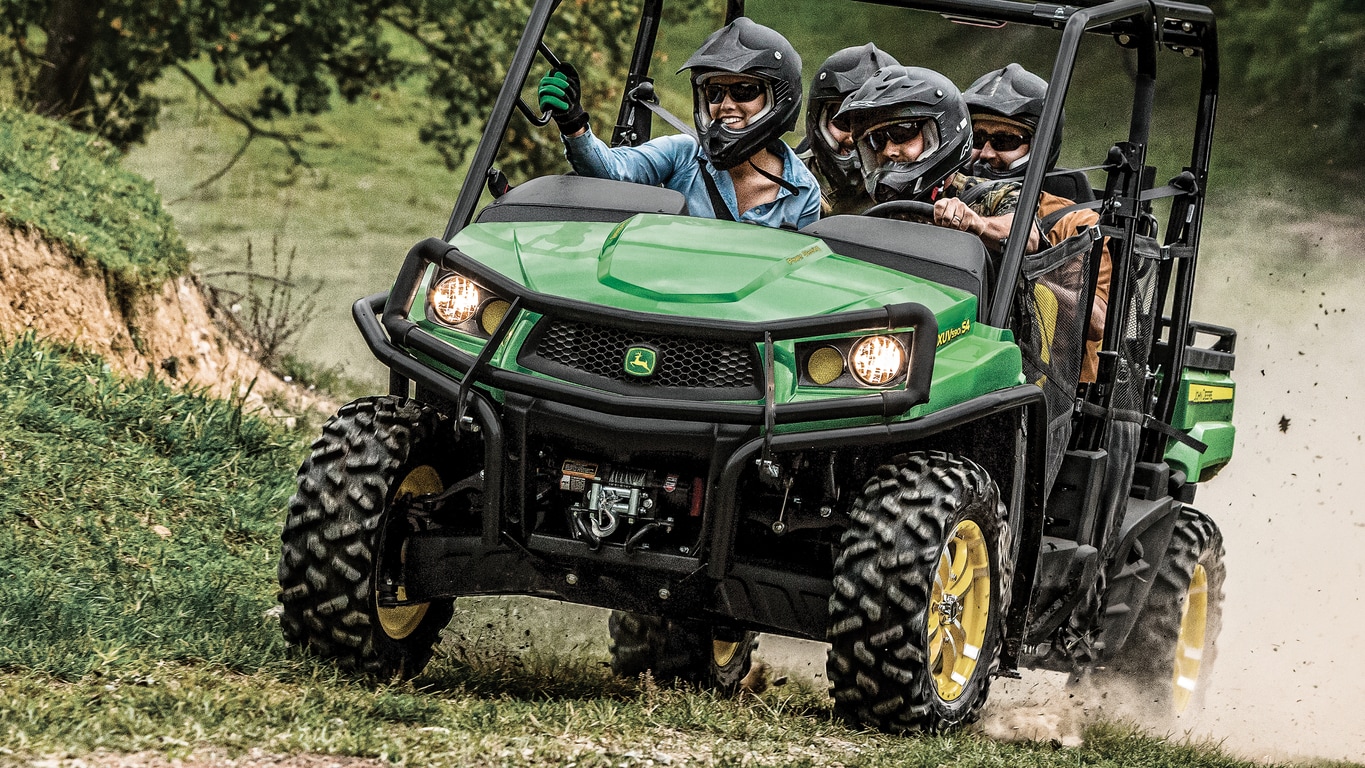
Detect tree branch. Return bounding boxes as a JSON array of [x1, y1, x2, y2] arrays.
[[172, 62, 310, 181], [379, 10, 459, 67], [170, 133, 254, 204]]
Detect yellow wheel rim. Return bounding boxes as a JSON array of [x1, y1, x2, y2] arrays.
[[376, 465, 441, 640], [928, 519, 992, 702], [713, 640, 741, 668], [1172, 563, 1209, 713]]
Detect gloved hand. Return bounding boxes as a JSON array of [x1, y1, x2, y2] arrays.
[[537, 63, 589, 135]]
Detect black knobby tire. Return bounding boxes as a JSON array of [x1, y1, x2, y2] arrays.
[[608, 611, 757, 694], [1104, 507, 1226, 715], [827, 452, 1010, 732], [277, 396, 458, 678]]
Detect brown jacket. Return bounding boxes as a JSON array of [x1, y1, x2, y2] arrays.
[[1038, 192, 1111, 383]]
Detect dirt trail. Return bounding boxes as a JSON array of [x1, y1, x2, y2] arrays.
[[1170, 208, 1365, 762]]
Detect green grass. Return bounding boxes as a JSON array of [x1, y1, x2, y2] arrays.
[[0, 107, 190, 305], [0, 335, 303, 679], [2, 337, 1338, 766]]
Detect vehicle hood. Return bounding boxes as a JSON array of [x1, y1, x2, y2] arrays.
[[450, 213, 973, 322]]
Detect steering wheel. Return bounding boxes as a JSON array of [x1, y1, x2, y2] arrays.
[[860, 200, 936, 219]]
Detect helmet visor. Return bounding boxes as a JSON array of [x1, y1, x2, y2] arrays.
[[856, 118, 940, 175]]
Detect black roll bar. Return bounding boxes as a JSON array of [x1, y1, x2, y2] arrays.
[[439, 0, 560, 243], [988, 0, 1156, 328]]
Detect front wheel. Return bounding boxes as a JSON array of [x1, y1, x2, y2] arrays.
[[1102, 507, 1226, 716], [277, 396, 460, 678], [827, 452, 1010, 732], [608, 611, 757, 694]]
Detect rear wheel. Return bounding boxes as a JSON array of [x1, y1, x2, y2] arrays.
[[277, 396, 460, 678], [827, 452, 1010, 732], [608, 611, 757, 693], [1104, 507, 1226, 715]]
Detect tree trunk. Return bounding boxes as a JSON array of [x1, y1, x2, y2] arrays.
[[34, 0, 99, 121]]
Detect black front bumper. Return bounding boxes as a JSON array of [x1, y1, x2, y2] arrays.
[[354, 281, 1044, 639]]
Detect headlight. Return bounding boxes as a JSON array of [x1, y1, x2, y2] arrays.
[[805, 346, 845, 385], [849, 335, 906, 386], [479, 299, 511, 336], [430, 274, 481, 325]]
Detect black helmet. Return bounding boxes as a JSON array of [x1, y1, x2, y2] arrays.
[[833, 66, 973, 204], [962, 63, 1062, 178], [805, 44, 899, 193], [679, 18, 802, 170]]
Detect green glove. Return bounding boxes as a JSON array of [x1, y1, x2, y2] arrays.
[[537, 63, 588, 135]]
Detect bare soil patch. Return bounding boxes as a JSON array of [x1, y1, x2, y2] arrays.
[[0, 219, 328, 415]]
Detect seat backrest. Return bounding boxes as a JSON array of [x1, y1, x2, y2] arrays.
[[476, 175, 689, 224], [1043, 168, 1097, 203], [799, 215, 991, 314]]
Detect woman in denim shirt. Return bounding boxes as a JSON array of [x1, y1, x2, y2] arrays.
[[538, 18, 821, 230]]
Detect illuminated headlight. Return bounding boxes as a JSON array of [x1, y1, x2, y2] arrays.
[[849, 335, 906, 386], [430, 274, 481, 325]]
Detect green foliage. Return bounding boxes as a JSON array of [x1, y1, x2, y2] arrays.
[[1212, 0, 1365, 148], [0, 106, 189, 298], [0, 0, 679, 179], [0, 0, 402, 147]]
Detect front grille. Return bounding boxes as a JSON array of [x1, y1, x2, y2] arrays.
[[527, 319, 758, 391]]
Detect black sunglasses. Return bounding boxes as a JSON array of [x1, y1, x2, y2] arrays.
[[865, 121, 924, 151], [973, 129, 1029, 152], [703, 81, 765, 105]]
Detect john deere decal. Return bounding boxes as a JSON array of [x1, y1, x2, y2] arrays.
[[624, 345, 658, 378]]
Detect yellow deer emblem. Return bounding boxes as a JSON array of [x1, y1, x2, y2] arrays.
[[624, 346, 657, 377]]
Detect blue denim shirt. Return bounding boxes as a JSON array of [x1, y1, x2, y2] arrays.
[[562, 129, 822, 230]]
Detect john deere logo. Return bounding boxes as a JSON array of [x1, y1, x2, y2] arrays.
[[624, 345, 658, 378]]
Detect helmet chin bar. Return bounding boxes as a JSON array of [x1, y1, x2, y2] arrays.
[[969, 150, 1032, 180], [697, 93, 788, 170]]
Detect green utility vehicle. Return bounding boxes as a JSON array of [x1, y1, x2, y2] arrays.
[[278, 0, 1236, 731]]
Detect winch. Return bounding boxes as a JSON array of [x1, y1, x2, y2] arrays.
[[558, 459, 701, 551]]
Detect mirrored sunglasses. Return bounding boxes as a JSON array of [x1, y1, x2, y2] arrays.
[[972, 130, 1029, 152], [703, 81, 765, 105], [865, 121, 925, 151]]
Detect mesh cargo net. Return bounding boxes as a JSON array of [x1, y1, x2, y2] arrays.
[[1096, 233, 1161, 562], [1015, 227, 1102, 493], [1058, 232, 1164, 667]]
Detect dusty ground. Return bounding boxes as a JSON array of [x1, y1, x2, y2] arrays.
[[0, 220, 329, 416]]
